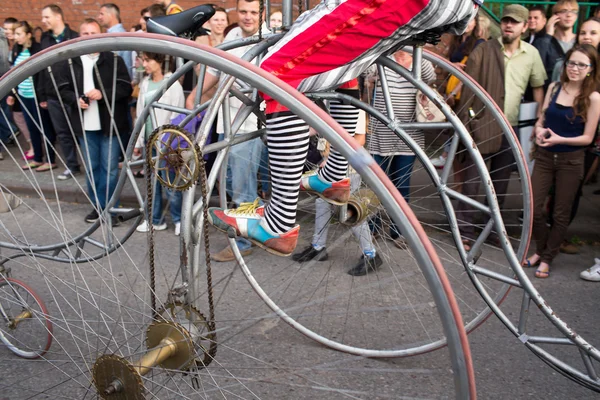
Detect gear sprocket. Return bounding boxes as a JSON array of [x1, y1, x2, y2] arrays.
[[157, 301, 217, 368], [146, 125, 201, 191]]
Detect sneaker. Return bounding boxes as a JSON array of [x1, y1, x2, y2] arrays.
[[85, 209, 99, 223], [347, 254, 383, 276], [210, 245, 253, 262], [57, 169, 79, 181], [580, 259, 600, 282], [208, 198, 299, 256], [110, 216, 120, 227], [136, 220, 168, 232], [300, 170, 350, 206], [430, 155, 447, 169], [174, 222, 181, 236], [291, 246, 328, 262]]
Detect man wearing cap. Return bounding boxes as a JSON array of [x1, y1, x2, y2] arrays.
[[456, 4, 547, 247]]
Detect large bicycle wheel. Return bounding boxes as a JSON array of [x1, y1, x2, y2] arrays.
[[0, 276, 52, 359], [199, 40, 600, 393], [0, 33, 474, 399]]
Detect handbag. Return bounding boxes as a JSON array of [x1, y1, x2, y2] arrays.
[[445, 56, 468, 100], [415, 89, 447, 123]]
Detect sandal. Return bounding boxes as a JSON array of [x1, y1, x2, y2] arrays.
[[522, 256, 541, 268], [21, 161, 43, 170], [535, 266, 550, 279], [462, 239, 473, 252], [35, 163, 57, 172], [23, 150, 35, 160]]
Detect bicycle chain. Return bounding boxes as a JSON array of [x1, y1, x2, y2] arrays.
[[145, 124, 217, 379], [145, 137, 158, 316]]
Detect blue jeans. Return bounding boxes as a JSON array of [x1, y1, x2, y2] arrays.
[[370, 154, 416, 239], [79, 131, 120, 210], [217, 133, 264, 205], [152, 169, 182, 225], [258, 145, 270, 195], [217, 133, 263, 250]]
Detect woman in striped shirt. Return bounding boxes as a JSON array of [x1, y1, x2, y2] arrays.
[[8, 21, 55, 171], [366, 50, 435, 247]]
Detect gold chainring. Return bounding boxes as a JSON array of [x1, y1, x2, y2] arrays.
[[93, 354, 144, 400], [157, 301, 217, 368], [146, 125, 200, 191]]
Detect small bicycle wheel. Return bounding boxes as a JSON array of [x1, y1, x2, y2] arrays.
[[0, 277, 52, 359]]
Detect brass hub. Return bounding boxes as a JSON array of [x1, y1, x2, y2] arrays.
[[158, 302, 217, 368], [93, 354, 144, 400], [145, 320, 196, 371]]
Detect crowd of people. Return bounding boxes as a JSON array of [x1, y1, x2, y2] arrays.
[[0, 0, 599, 280]]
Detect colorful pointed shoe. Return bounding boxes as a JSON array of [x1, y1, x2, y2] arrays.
[[300, 170, 350, 206], [208, 199, 299, 257]]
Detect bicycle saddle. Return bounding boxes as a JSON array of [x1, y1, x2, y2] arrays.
[[147, 4, 215, 36]]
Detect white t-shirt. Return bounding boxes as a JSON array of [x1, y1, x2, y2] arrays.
[[80, 54, 102, 131], [208, 25, 269, 135]]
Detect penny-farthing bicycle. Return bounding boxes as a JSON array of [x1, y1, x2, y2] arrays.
[[0, 2, 598, 398]]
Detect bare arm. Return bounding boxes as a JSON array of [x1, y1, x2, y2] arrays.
[[537, 91, 600, 147], [185, 71, 219, 109], [533, 82, 555, 139], [532, 86, 545, 119]]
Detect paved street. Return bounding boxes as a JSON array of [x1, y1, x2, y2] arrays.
[[0, 141, 599, 399]]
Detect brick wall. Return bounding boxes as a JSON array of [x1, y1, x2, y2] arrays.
[[1, 1, 320, 33]]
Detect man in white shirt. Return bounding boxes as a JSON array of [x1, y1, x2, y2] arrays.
[[57, 19, 132, 224]]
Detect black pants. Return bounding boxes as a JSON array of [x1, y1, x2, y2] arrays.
[[47, 98, 80, 171]]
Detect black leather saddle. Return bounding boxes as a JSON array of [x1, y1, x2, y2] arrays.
[[147, 4, 215, 37]]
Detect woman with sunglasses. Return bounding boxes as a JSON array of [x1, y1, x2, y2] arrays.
[[523, 44, 600, 278]]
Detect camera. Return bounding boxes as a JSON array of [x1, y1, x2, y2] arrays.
[[80, 95, 90, 105]]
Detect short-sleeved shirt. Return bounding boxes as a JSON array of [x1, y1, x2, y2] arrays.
[[499, 37, 546, 126], [367, 57, 436, 156], [208, 25, 269, 135]]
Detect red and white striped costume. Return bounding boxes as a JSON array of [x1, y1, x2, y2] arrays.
[[261, 0, 481, 113]]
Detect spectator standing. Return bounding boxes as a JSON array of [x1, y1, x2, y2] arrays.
[[135, 52, 185, 235], [8, 22, 35, 161], [195, 0, 268, 262], [546, 17, 600, 255], [269, 9, 283, 30], [0, 24, 16, 161], [552, 17, 600, 80], [523, 44, 600, 278], [195, 7, 228, 48], [535, 0, 578, 89], [33, 26, 43, 43], [456, 4, 547, 250], [7, 22, 46, 171], [527, 5, 549, 46], [56, 19, 132, 224], [367, 51, 436, 249], [431, 15, 485, 176], [97, 4, 133, 79], [39, 4, 79, 174], [154, 0, 183, 15]]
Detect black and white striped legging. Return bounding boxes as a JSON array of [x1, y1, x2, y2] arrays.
[[264, 90, 359, 234]]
